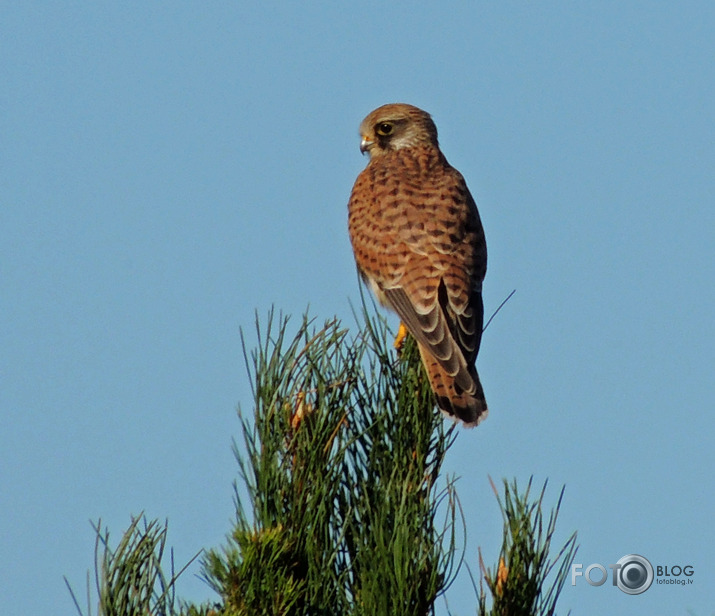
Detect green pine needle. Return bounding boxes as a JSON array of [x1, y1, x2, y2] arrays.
[[67, 303, 577, 616], [478, 477, 578, 616]]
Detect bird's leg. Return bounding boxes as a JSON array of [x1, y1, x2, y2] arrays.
[[393, 322, 409, 352]]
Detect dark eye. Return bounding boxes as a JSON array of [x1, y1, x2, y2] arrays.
[[376, 122, 393, 136]]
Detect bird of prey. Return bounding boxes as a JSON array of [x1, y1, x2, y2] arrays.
[[347, 103, 488, 426]]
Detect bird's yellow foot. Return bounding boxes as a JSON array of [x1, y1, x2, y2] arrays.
[[393, 322, 409, 352]]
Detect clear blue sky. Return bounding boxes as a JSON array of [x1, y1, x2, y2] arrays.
[[2, 3, 713, 614]]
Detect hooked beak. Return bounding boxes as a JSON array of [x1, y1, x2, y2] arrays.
[[360, 135, 373, 155]]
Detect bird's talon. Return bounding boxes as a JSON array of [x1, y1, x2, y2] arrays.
[[393, 322, 408, 352]]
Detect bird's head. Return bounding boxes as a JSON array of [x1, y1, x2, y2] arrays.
[[358, 103, 439, 158]]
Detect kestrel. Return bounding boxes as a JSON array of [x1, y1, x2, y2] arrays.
[[348, 103, 488, 427]]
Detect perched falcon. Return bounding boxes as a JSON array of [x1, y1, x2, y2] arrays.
[[348, 103, 488, 427]]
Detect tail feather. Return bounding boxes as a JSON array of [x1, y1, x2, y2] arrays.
[[417, 342, 488, 427]]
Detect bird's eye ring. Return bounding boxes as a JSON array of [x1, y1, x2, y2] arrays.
[[376, 122, 393, 136]]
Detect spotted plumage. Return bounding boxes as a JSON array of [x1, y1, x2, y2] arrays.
[[348, 103, 488, 426]]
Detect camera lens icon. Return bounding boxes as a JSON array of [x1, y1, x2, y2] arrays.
[[615, 554, 654, 595]]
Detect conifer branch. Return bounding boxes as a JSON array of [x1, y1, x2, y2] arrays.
[[68, 304, 577, 616]]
